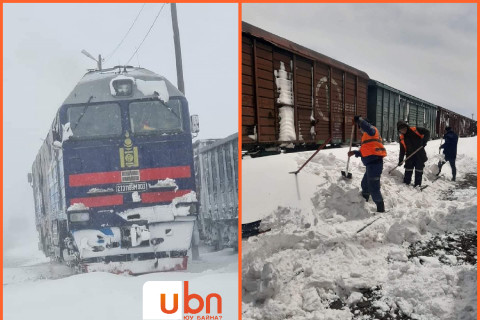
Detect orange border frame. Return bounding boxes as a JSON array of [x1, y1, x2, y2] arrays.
[[0, 2, 2, 319], [237, 4, 243, 320]]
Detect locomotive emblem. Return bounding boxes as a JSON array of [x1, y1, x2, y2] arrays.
[[119, 131, 139, 168]]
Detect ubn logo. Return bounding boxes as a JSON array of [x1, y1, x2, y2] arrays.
[[143, 281, 222, 320]]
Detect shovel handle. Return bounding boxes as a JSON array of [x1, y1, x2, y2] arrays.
[[345, 122, 356, 172], [292, 137, 332, 174], [388, 145, 424, 174]]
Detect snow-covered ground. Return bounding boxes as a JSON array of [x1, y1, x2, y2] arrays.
[[4, 242, 238, 320], [242, 136, 477, 320]]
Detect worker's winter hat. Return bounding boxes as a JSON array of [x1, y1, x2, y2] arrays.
[[397, 120, 409, 131], [445, 126, 452, 131]]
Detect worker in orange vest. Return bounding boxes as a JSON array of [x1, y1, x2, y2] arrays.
[[348, 116, 387, 212], [396, 120, 430, 187]]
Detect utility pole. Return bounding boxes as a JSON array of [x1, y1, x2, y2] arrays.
[[171, 3, 185, 94]]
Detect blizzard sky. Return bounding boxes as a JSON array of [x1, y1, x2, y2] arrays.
[[3, 3, 238, 248], [243, 3, 477, 119]]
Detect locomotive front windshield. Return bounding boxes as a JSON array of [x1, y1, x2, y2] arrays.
[[66, 99, 184, 139], [129, 99, 183, 134], [68, 103, 122, 138]]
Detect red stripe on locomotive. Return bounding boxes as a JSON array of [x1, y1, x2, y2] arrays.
[[141, 189, 192, 204], [69, 171, 121, 187], [140, 166, 191, 181], [68, 166, 191, 187], [70, 195, 124, 207]]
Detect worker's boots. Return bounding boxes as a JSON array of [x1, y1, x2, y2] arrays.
[[375, 201, 385, 213], [362, 193, 370, 202]]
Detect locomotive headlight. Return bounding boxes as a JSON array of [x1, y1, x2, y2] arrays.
[[70, 212, 90, 222], [111, 79, 133, 97]]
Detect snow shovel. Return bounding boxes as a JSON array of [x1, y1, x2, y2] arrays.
[[341, 122, 356, 179], [289, 137, 332, 174], [388, 145, 424, 174], [436, 137, 444, 176]]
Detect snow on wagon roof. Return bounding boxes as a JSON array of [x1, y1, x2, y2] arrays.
[[63, 67, 184, 105]]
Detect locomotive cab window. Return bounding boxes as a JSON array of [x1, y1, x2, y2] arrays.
[[67, 103, 122, 138], [129, 100, 183, 134]]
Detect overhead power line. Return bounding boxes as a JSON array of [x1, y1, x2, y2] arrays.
[[126, 3, 166, 65], [105, 3, 146, 62]]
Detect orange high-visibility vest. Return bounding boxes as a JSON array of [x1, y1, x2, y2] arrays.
[[360, 127, 387, 157], [399, 127, 424, 150]]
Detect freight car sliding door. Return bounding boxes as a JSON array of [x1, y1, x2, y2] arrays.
[[429, 106, 437, 138], [380, 89, 389, 140], [417, 105, 425, 129], [394, 94, 401, 140], [293, 56, 315, 143], [313, 62, 330, 144], [387, 91, 395, 141], [253, 41, 276, 144], [408, 102, 417, 126], [344, 74, 356, 143], [272, 48, 296, 143], [330, 68, 344, 143]]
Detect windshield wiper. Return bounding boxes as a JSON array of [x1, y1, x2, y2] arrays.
[[71, 95, 94, 131], [157, 99, 180, 120]]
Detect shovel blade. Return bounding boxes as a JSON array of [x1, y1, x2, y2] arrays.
[[341, 171, 352, 179]]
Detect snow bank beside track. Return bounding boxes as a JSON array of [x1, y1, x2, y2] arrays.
[[242, 137, 477, 320]]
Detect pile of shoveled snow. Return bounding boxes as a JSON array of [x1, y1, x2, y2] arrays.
[[242, 137, 477, 320]]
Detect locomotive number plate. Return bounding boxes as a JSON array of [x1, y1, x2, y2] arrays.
[[116, 182, 148, 193]]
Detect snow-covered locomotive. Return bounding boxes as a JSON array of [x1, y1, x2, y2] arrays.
[[29, 66, 199, 273]]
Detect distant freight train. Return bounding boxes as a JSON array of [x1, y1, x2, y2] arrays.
[[29, 66, 200, 274], [241, 22, 476, 152]]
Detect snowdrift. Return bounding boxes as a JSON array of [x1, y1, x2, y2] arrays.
[[242, 137, 477, 320]]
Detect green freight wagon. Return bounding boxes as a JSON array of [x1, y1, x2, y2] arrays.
[[367, 80, 437, 141]]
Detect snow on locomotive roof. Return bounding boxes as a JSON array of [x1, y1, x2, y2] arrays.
[[63, 67, 184, 105]]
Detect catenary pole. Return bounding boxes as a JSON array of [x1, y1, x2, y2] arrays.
[[171, 3, 185, 94]]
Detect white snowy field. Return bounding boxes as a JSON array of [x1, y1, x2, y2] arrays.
[[4, 243, 238, 320], [242, 136, 477, 320]]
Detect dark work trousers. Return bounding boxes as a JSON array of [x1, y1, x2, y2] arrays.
[[361, 160, 383, 203], [404, 157, 425, 187], [439, 159, 456, 180]]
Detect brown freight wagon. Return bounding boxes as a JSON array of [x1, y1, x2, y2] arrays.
[[460, 116, 477, 137], [242, 22, 370, 151], [437, 107, 477, 137]]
